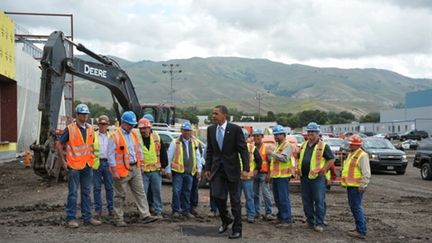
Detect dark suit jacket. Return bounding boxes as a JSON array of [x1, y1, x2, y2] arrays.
[[205, 122, 249, 182]]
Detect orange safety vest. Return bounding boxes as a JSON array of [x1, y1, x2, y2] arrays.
[[142, 133, 161, 172], [111, 128, 142, 177], [258, 143, 269, 173], [341, 148, 367, 187], [270, 141, 292, 178], [65, 123, 95, 170]]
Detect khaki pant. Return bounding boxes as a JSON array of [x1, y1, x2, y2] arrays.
[[113, 165, 151, 223]]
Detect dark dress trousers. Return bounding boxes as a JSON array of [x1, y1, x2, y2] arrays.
[[205, 122, 249, 233]]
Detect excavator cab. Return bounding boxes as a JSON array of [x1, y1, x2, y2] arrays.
[[142, 104, 175, 126]]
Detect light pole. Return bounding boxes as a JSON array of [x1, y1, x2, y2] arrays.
[[162, 63, 182, 105], [255, 91, 270, 122]]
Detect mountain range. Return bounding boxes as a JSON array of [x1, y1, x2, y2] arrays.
[[74, 56, 432, 116]]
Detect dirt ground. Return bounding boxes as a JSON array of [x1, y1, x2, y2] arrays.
[[0, 151, 431, 243]]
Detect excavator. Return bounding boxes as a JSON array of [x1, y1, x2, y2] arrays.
[[31, 30, 174, 180]]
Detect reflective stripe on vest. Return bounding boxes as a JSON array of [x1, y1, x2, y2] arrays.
[[240, 143, 256, 180], [92, 131, 111, 170], [142, 133, 161, 172], [171, 137, 198, 175], [341, 149, 366, 187], [297, 141, 326, 179], [258, 143, 269, 173], [112, 128, 142, 177], [65, 123, 95, 170], [270, 141, 292, 178]]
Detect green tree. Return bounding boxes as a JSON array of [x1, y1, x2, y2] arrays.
[[360, 112, 380, 123]]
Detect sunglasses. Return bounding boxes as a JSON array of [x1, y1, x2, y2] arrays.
[[98, 123, 109, 126]]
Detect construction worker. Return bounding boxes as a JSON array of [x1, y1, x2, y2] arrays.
[[252, 128, 276, 221], [92, 115, 114, 218], [138, 117, 168, 219], [107, 111, 158, 227], [57, 103, 102, 228], [341, 135, 371, 239], [143, 113, 156, 213], [267, 125, 293, 228], [166, 121, 204, 219], [190, 141, 205, 217], [240, 128, 262, 223], [297, 122, 335, 232]]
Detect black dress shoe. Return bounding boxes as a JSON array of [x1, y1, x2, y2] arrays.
[[218, 218, 234, 234], [228, 232, 242, 239]]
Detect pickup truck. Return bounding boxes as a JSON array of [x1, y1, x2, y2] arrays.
[[400, 130, 429, 141], [413, 138, 432, 180]]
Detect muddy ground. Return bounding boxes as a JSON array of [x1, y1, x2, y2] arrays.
[[0, 151, 431, 243]]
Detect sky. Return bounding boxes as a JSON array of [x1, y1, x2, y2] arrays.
[[2, 0, 432, 78]]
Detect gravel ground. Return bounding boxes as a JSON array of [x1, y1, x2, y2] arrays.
[[0, 151, 431, 242]]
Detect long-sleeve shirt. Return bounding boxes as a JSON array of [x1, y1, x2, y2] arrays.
[[97, 132, 109, 159], [356, 151, 371, 188], [269, 142, 293, 163], [107, 128, 143, 167], [166, 136, 204, 174]]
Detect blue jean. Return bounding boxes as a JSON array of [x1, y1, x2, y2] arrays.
[[254, 173, 273, 215], [172, 172, 193, 214], [66, 165, 93, 222], [92, 159, 113, 213], [300, 176, 326, 226], [241, 179, 255, 219], [142, 171, 163, 214], [347, 187, 367, 236], [272, 177, 292, 223], [190, 174, 199, 208]]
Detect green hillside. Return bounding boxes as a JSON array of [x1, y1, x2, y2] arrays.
[[74, 56, 432, 115]]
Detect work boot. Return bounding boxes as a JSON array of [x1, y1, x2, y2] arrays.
[[265, 214, 277, 221], [94, 211, 102, 219], [207, 211, 218, 218], [153, 213, 163, 219], [314, 225, 324, 232], [172, 212, 181, 219], [115, 221, 127, 227], [183, 213, 195, 219], [142, 215, 158, 224], [191, 208, 199, 217], [275, 222, 292, 228], [347, 231, 366, 239], [84, 218, 102, 226], [108, 211, 114, 217], [247, 217, 255, 223], [67, 220, 79, 228]]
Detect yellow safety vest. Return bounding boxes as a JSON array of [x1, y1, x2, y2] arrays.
[[92, 131, 112, 170], [240, 143, 256, 180], [298, 141, 327, 179], [142, 133, 161, 172], [341, 148, 367, 187], [171, 137, 198, 175], [270, 141, 292, 178]]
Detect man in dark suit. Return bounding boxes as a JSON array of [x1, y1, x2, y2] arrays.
[[205, 105, 249, 239]]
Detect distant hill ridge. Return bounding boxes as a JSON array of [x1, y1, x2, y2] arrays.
[[74, 56, 432, 114]]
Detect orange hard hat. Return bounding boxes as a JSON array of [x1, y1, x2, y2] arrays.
[[349, 134, 363, 146], [138, 118, 151, 128]]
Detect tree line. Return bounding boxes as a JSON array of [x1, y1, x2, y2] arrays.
[[74, 101, 379, 129]]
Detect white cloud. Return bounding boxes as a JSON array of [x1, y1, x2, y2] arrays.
[[1, 0, 432, 78]]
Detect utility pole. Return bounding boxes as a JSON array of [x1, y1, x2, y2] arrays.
[[162, 63, 182, 105], [255, 91, 270, 122]]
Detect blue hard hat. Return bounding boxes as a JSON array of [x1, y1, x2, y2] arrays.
[[121, 111, 137, 125], [306, 122, 320, 132], [181, 121, 192, 131], [241, 128, 249, 138], [75, 103, 90, 114], [143, 114, 155, 123], [272, 125, 286, 135], [252, 128, 263, 136]]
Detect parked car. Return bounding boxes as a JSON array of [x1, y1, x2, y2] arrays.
[[396, 139, 418, 151], [413, 138, 432, 180], [340, 138, 408, 175], [400, 130, 429, 141], [323, 137, 344, 166], [385, 132, 400, 140]]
